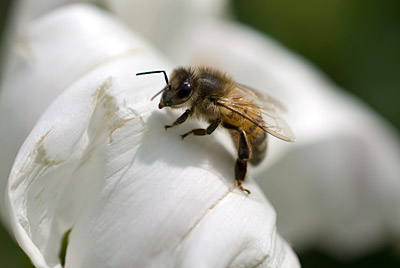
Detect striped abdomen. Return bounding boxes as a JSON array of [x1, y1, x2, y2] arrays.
[[247, 127, 267, 165], [243, 114, 267, 165]]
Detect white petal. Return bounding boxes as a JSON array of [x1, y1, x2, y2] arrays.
[[0, 3, 152, 224], [4, 4, 299, 268], [104, 0, 229, 50], [165, 20, 400, 256]]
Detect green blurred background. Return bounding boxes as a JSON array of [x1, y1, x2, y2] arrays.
[[1, 0, 399, 267], [233, 0, 400, 132]]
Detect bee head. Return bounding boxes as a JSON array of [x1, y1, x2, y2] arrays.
[[159, 67, 195, 109], [136, 68, 195, 109]]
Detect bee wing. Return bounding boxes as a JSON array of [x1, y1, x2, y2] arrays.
[[236, 83, 287, 112], [216, 85, 296, 142], [259, 106, 296, 142]]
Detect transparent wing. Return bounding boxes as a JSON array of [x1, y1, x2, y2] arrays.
[[216, 84, 295, 142], [236, 83, 287, 113]]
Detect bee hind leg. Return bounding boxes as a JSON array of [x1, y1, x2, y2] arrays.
[[222, 123, 251, 194], [235, 159, 250, 194], [165, 109, 191, 129], [180, 119, 221, 140]]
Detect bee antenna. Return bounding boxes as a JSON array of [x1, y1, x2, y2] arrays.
[[136, 70, 169, 84]]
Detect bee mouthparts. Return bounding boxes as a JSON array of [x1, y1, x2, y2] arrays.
[[158, 102, 165, 109]]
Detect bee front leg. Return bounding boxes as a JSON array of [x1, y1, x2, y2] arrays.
[[165, 109, 191, 130], [180, 119, 221, 140], [222, 122, 251, 194]]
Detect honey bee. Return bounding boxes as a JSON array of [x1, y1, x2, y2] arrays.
[[136, 67, 295, 194]]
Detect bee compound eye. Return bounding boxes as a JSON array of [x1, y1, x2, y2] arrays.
[[177, 82, 192, 99]]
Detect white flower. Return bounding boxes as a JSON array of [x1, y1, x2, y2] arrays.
[[1, 3, 299, 268], [106, 0, 400, 258], [1, 0, 400, 267]]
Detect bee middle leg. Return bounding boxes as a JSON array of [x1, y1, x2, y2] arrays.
[[165, 109, 191, 129], [180, 119, 221, 140], [222, 122, 251, 194]]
